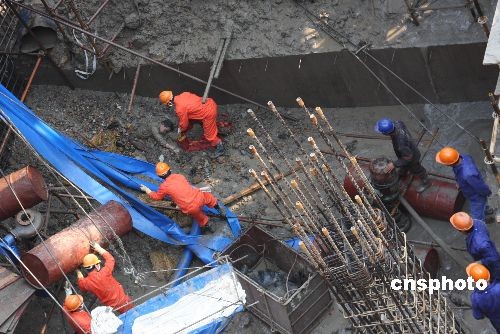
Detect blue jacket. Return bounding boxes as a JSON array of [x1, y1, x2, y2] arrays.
[[453, 155, 491, 200], [472, 282, 500, 332], [466, 219, 500, 280]]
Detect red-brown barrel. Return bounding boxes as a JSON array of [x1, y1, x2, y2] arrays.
[[413, 246, 440, 279], [343, 164, 464, 221], [22, 201, 132, 287], [0, 166, 48, 220], [404, 178, 464, 221]]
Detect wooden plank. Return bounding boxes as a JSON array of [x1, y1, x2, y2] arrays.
[[0, 298, 31, 333], [0, 279, 35, 324], [0, 267, 19, 290], [222, 166, 301, 205]]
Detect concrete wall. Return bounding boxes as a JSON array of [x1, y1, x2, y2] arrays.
[[32, 42, 498, 107]]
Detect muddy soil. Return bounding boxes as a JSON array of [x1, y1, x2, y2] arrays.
[[9, 84, 497, 333], [35, 0, 493, 72]]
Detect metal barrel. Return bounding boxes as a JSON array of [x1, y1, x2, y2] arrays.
[[0, 166, 48, 221], [343, 164, 464, 221], [21, 201, 132, 287], [413, 246, 440, 279]]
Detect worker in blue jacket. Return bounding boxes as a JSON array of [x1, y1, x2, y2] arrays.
[[450, 212, 500, 281], [436, 147, 492, 221], [469, 263, 500, 333]]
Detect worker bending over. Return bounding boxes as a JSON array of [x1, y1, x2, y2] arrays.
[[63, 281, 91, 334], [140, 162, 225, 232], [77, 241, 133, 314], [468, 263, 500, 332], [375, 118, 430, 193], [159, 90, 224, 158], [436, 147, 492, 221], [450, 212, 500, 280]]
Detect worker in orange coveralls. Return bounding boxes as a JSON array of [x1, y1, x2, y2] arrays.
[[140, 162, 226, 233], [76, 241, 133, 314], [63, 281, 91, 334], [159, 90, 225, 158]]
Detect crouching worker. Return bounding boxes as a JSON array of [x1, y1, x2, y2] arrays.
[[77, 241, 133, 314], [63, 281, 91, 334], [469, 263, 500, 333], [140, 162, 226, 233]]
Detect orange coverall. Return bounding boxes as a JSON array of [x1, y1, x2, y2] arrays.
[[63, 306, 91, 334], [173, 92, 221, 146], [77, 251, 133, 314], [148, 173, 217, 227]]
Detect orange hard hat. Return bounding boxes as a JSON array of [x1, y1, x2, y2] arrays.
[[449, 212, 473, 231], [466, 263, 490, 282], [82, 253, 100, 268], [156, 162, 171, 176], [159, 91, 173, 105], [64, 294, 83, 311], [435, 147, 460, 166]]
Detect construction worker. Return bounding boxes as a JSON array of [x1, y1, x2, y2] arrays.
[[63, 281, 91, 334], [76, 241, 133, 314], [468, 263, 500, 332], [436, 147, 492, 221], [375, 118, 430, 193], [140, 162, 226, 232], [159, 90, 224, 158], [450, 212, 500, 280]]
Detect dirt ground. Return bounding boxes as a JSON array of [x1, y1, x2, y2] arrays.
[[35, 0, 494, 72], [3, 83, 495, 333]]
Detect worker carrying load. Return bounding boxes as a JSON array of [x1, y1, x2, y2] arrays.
[[375, 118, 430, 193], [63, 281, 91, 334], [436, 147, 492, 221], [140, 162, 226, 232], [159, 90, 225, 158], [76, 241, 133, 314], [468, 263, 500, 332], [450, 212, 500, 280]]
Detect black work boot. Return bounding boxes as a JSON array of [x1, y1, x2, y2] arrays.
[[415, 176, 431, 193], [212, 142, 225, 159]]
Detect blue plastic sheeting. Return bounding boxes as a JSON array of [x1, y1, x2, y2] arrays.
[[170, 221, 200, 287], [0, 84, 241, 264], [118, 263, 243, 334], [285, 235, 316, 250]]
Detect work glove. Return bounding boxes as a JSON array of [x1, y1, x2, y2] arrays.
[[177, 133, 187, 142], [199, 186, 212, 193], [140, 184, 152, 194], [90, 241, 105, 255]]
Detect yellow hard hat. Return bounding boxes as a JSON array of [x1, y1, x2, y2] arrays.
[[159, 91, 173, 105], [156, 162, 171, 176], [64, 294, 83, 311], [82, 253, 100, 268]]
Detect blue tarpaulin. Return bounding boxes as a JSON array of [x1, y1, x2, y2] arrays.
[[118, 263, 244, 334], [0, 84, 241, 264]]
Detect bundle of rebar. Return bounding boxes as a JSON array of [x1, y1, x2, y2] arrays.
[[246, 99, 466, 333]]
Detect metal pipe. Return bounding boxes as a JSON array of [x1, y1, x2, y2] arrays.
[[127, 62, 141, 114], [399, 197, 468, 268], [0, 166, 48, 221], [22, 200, 132, 287], [480, 139, 500, 185], [202, 38, 225, 103]]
